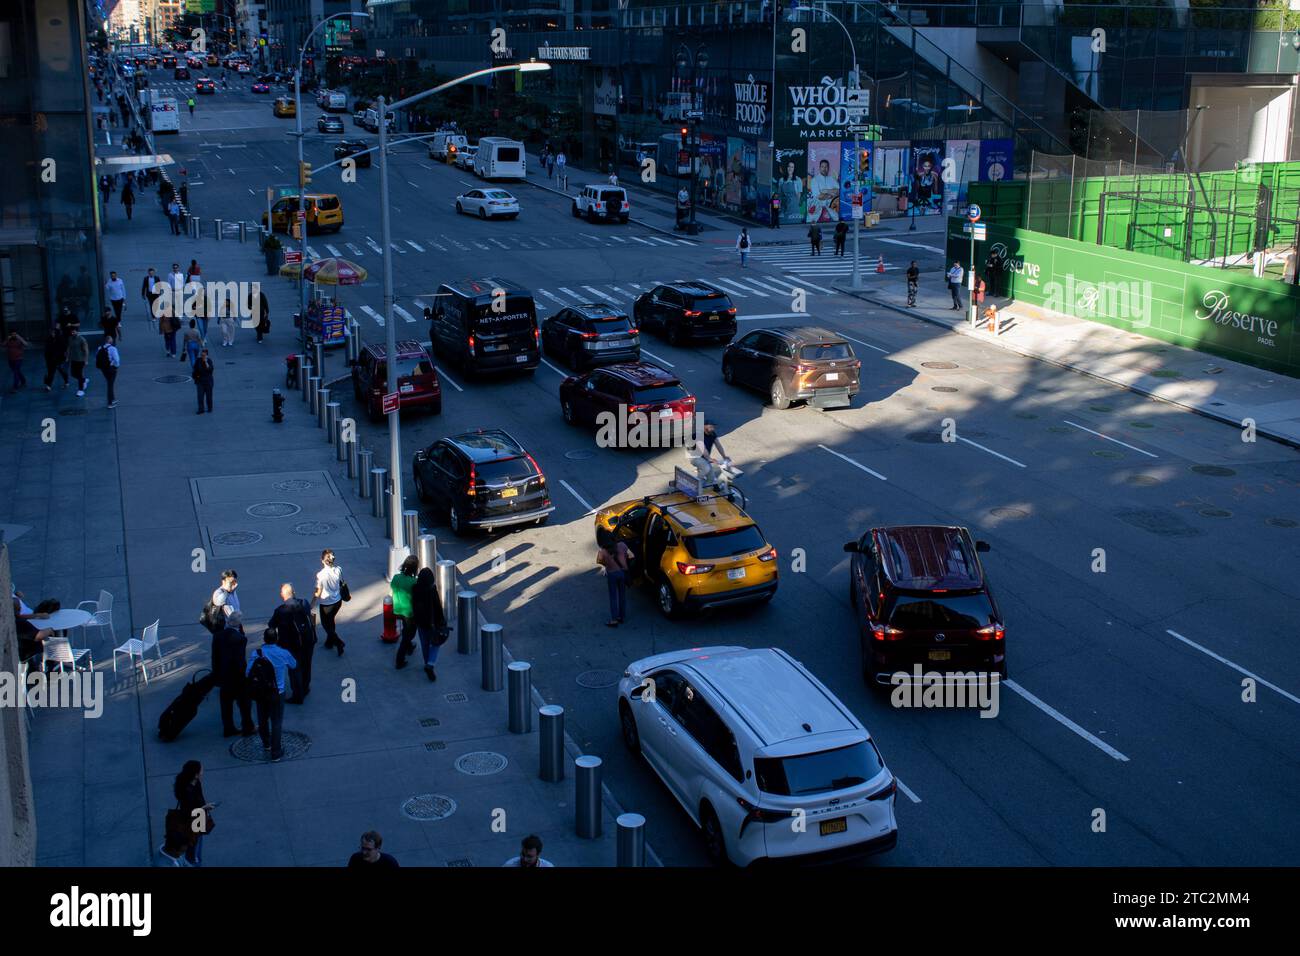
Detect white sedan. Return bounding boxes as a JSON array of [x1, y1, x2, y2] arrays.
[[455, 188, 520, 220]]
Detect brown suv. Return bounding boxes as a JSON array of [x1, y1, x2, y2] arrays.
[[352, 340, 441, 422], [721, 326, 860, 409]]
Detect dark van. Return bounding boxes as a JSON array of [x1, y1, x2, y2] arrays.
[[430, 279, 540, 375]]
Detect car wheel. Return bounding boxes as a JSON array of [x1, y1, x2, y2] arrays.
[[700, 804, 729, 866], [722, 361, 735, 386], [561, 399, 576, 425], [666, 322, 683, 347], [619, 216, 629, 224], [455, 201, 463, 215], [586, 208, 596, 223], [449, 504, 469, 537], [413, 472, 429, 503], [657, 578, 680, 619], [568, 346, 584, 370], [619, 700, 641, 754], [769, 378, 791, 410], [571, 202, 580, 218], [478, 207, 487, 220]]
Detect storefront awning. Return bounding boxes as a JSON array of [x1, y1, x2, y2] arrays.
[[95, 154, 175, 172]]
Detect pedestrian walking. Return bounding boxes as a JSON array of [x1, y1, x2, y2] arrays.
[[770, 193, 781, 228], [167, 197, 181, 234], [120, 182, 135, 220], [42, 323, 69, 391], [946, 259, 965, 310], [546, 151, 555, 180], [193, 348, 214, 413], [172, 761, 216, 867], [348, 832, 399, 868], [246, 627, 295, 761], [736, 227, 751, 267], [596, 527, 632, 628], [187, 96, 195, 116], [253, 289, 270, 344], [906, 260, 919, 307], [502, 834, 554, 868], [676, 185, 691, 229], [212, 613, 254, 738], [99, 306, 122, 345], [391, 555, 419, 670], [5, 332, 30, 392], [67, 325, 89, 396], [186, 259, 202, 283], [409, 566, 449, 682], [160, 310, 180, 357], [833, 220, 848, 257], [218, 298, 237, 347], [182, 319, 203, 367], [95, 334, 120, 408], [608, 168, 619, 187], [807, 223, 823, 256], [314, 549, 347, 656], [141, 267, 161, 335], [268, 584, 315, 703], [105, 270, 126, 323], [555, 150, 567, 191]]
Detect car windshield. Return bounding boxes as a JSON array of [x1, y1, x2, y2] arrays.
[[485, 190, 513, 200], [589, 316, 632, 334], [800, 343, 853, 361], [631, 383, 688, 404], [390, 357, 433, 381], [754, 743, 885, 797], [684, 525, 766, 560], [888, 593, 995, 630], [313, 197, 340, 211], [476, 457, 535, 483]]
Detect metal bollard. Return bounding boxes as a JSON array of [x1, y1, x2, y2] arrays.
[[335, 417, 348, 460], [345, 437, 358, 477], [326, 402, 340, 444], [616, 813, 646, 867], [371, 468, 388, 519], [480, 623, 503, 691], [435, 559, 456, 624], [188, 216, 199, 238], [539, 705, 564, 783], [347, 319, 360, 363], [456, 590, 478, 654], [300, 362, 313, 401], [403, 510, 420, 551], [575, 756, 603, 839], [508, 662, 532, 734], [357, 449, 374, 497], [239, 221, 248, 243], [417, 533, 437, 571], [316, 388, 330, 427], [312, 341, 325, 375], [308, 377, 321, 415], [214, 218, 223, 240]]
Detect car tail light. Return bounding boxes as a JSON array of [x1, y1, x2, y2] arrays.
[[676, 561, 714, 575], [737, 797, 787, 825], [870, 622, 905, 641], [853, 360, 862, 369], [726, 307, 737, 315], [524, 453, 546, 487], [595, 202, 604, 210], [467, 335, 476, 353], [975, 624, 1005, 641], [868, 778, 897, 801], [627, 403, 649, 413], [758, 547, 777, 562], [533, 327, 540, 347], [466, 463, 477, 496], [622, 201, 630, 210], [684, 309, 702, 317], [580, 331, 598, 340]]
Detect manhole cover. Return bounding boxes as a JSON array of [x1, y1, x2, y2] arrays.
[[931, 386, 959, 393], [1267, 517, 1298, 528], [1015, 412, 1039, 420], [990, 507, 1028, 519], [401, 794, 457, 822], [1127, 474, 1160, 486], [211, 530, 264, 547], [445, 692, 468, 703], [1191, 465, 1236, 477], [907, 431, 943, 444], [1092, 449, 1124, 459], [273, 479, 315, 493], [1089, 404, 1113, 412], [776, 476, 798, 489], [59, 408, 88, 416], [1199, 508, 1232, 518], [424, 741, 446, 751], [920, 361, 958, 370], [577, 669, 621, 689], [419, 717, 441, 727], [1114, 508, 1202, 537], [565, 450, 595, 461], [1150, 370, 1181, 379], [246, 501, 302, 518], [454, 752, 509, 776], [154, 374, 192, 384], [229, 730, 311, 762], [292, 520, 337, 535]]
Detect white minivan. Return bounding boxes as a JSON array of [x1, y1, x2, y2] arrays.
[[473, 137, 526, 180], [618, 646, 899, 866]]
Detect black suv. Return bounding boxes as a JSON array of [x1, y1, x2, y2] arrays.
[[722, 326, 861, 410], [334, 140, 372, 168], [412, 429, 554, 536], [844, 525, 1005, 685], [541, 303, 640, 370], [632, 282, 737, 346]]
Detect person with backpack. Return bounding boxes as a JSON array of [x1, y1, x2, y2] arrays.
[[95, 334, 120, 409], [268, 583, 315, 703], [807, 222, 822, 256], [736, 228, 751, 267], [211, 611, 254, 738], [408, 567, 448, 682], [246, 626, 296, 761], [67, 325, 89, 395]]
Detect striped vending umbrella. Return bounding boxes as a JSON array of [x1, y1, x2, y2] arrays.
[[302, 257, 369, 285]]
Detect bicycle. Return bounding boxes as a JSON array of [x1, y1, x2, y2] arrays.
[[692, 456, 748, 511]]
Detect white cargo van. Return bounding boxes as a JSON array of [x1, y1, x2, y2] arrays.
[[473, 137, 526, 180], [428, 131, 467, 162]]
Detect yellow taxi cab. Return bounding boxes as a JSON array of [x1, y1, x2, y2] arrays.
[[273, 97, 296, 118], [207, 52, 219, 66], [595, 482, 778, 618], [262, 194, 344, 234]]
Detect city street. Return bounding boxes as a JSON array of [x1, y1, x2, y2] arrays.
[[128, 78, 1300, 867]]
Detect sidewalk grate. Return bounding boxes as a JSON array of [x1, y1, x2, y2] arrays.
[[274, 478, 316, 493], [401, 794, 457, 821], [576, 669, 621, 689], [154, 374, 192, 384], [293, 520, 337, 535], [454, 752, 508, 776], [246, 502, 301, 518], [419, 717, 441, 727], [424, 741, 446, 751], [1114, 509, 1202, 537], [212, 530, 264, 547], [1267, 518, 1297, 528], [445, 692, 468, 703], [230, 730, 311, 762], [1191, 465, 1236, 477], [990, 507, 1028, 519], [931, 386, 958, 393]]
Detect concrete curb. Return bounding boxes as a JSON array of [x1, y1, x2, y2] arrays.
[[837, 286, 1300, 451]]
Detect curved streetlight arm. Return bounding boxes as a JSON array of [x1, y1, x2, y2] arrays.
[[383, 62, 549, 116]]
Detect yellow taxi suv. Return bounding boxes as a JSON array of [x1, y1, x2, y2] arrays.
[[262, 194, 344, 234], [273, 97, 296, 118], [596, 490, 778, 618]]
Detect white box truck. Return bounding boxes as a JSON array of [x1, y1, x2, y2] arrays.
[[150, 96, 180, 133], [473, 137, 526, 180]]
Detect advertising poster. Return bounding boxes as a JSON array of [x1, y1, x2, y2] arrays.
[[696, 134, 726, 208], [774, 147, 807, 223], [980, 138, 1014, 182], [944, 139, 981, 212], [724, 137, 745, 212], [872, 142, 910, 192], [909, 140, 945, 216], [805, 140, 842, 222], [757, 141, 774, 225], [840, 141, 873, 218], [740, 139, 759, 219]]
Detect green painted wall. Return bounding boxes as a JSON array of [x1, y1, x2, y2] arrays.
[[946, 220, 1300, 377]]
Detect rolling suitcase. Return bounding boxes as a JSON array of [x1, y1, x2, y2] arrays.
[[158, 669, 216, 742]]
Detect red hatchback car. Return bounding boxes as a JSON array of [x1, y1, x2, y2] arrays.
[[559, 362, 695, 447], [352, 340, 441, 422]]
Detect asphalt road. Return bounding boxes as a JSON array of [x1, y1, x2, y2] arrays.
[[151, 80, 1300, 867]]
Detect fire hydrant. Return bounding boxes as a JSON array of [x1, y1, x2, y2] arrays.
[[380, 596, 399, 643]]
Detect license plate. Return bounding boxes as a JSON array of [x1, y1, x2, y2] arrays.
[[727, 567, 746, 580], [819, 818, 847, 836], [659, 408, 673, 418], [515, 354, 528, 363], [500, 487, 519, 498], [825, 373, 839, 381], [708, 313, 719, 321], [399, 384, 414, 393], [929, 650, 952, 661]]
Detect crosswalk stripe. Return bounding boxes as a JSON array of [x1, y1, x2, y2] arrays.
[[471, 241, 489, 250], [675, 239, 695, 245], [406, 240, 424, 252], [609, 236, 628, 243], [537, 288, 569, 307], [325, 244, 341, 256], [727, 276, 784, 297], [413, 299, 429, 312], [346, 243, 364, 256], [629, 236, 652, 245], [878, 237, 946, 255], [393, 305, 416, 323], [712, 277, 767, 298], [582, 285, 612, 302], [360, 304, 384, 327], [756, 274, 837, 295], [366, 237, 384, 254], [742, 275, 803, 297], [489, 238, 510, 249], [557, 287, 581, 302], [531, 238, 552, 247], [645, 236, 676, 246], [391, 243, 407, 255], [306, 245, 319, 259], [639, 347, 675, 368], [426, 238, 447, 252], [608, 285, 635, 301]]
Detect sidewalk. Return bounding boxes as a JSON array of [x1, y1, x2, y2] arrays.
[[839, 274, 1300, 448], [9, 212, 650, 867]]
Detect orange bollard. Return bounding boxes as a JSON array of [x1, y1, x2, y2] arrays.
[[380, 595, 399, 643]]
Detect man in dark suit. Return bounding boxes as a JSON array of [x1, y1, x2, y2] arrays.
[[268, 583, 316, 704], [212, 611, 254, 737]]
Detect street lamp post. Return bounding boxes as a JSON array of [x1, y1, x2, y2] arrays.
[[675, 45, 709, 236], [375, 61, 552, 572], [812, 3, 865, 288]]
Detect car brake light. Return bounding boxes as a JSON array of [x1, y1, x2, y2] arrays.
[[524, 453, 546, 487], [676, 561, 714, 575], [726, 307, 737, 315], [868, 778, 897, 801], [853, 360, 862, 369], [465, 463, 477, 496], [467, 335, 475, 352], [684, 309, 702, 317], [870, 622, 905, 641], [975, 625, 1005, 641], [628, 403, 649, 413], [758, 547, 777, 562], [737, 797, 787, 825], [533, 327, 540, 347], [580, 331, 598, 339]]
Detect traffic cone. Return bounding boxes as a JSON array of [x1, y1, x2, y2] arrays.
[[876, 255, 885, 274]]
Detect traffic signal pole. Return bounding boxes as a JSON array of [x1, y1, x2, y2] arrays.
[[295, 70, 307, 348]]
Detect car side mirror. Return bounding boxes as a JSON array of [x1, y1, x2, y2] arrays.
[[843, 541, 859, 553], [975, 540, 991, 553]]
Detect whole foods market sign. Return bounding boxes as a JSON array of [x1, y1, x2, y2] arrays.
[[788, 78, 869, 138], [537, 44, 590, 61], [734, 75, 769, 136]]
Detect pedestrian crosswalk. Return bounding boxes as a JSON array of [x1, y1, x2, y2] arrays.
[[315, 231, 695, 260], [749, 246, 905, 280]]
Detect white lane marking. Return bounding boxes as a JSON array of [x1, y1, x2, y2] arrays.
[[538, 288, 569, 307], [407, 180, 420, 188], [608, 285, 635, 301], [559, 479, 594, 513], [434, 365, 463, 392], [1063, 420, 1159, 458], [390, 243, 407, 255], [413, 299, 429, 313], [346, 242, 364, 256], [743, 275, 807, 297], [722, 277, 776, 298], [531, 237, 552, 247], [609, 235, 628, 243], [759, 274, 837, 295], [406, 240, 425, 252], [489, 238, 510, 249], [325, 244, 341, 256], [582, 285, 612, 301], [426, 238, 447, 252], [835, 331, 889, 354], [1166, 630, 1300, 706], [539, 357, 566, 376], [472, 241, 490, 250], [629, 236, 652, 245], [305, 245, 319, 259], [895, 779, 922, 804], [366, 236, 384, 254], [958, 436, 1027, 469], [360, 304, 385, 327], [557, 287, 581, 302], [645, 236, 677, 246], [737, 312, 810, 322], [638, 347, 675, 368], [1002, 679, 1130, 762], [878, 236, 946, 255], [675, 239, 695, 246], [247, 188, 255, 195], [709, 277, 763, 298], [818, 444, 887, 481], [419, 162, 434, 170], [393, 305, 416, 323]]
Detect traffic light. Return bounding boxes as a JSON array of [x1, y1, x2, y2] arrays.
[[299, 161, 312, 188], [680, 126, 689, 149]]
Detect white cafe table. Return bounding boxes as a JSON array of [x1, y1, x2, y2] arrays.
[[37, 608, 94, 636]]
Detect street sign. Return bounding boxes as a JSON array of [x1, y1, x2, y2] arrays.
[[296, 210, 307, 221], [962, 222, 987, 240], [382, 392, 400, 415], [283, 250, 302, 263], [967, 203, 982, 222], [685, 109, 703, 119]]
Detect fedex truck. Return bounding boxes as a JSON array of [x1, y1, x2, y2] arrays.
[[150, 96, 180, 133]]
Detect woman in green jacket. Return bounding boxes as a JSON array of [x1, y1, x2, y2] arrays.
[[391, 555, 419, 669]]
